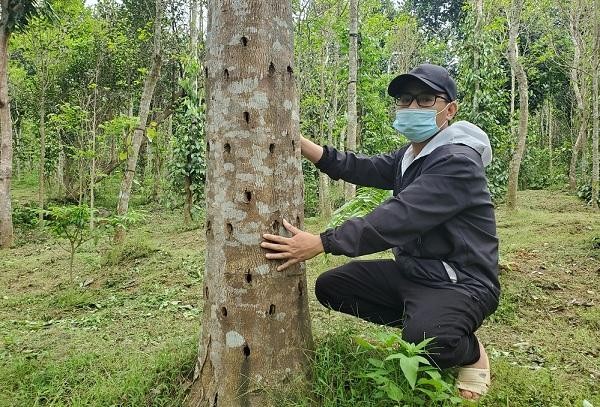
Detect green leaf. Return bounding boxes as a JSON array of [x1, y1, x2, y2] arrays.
[[399, 356, 419, 389]]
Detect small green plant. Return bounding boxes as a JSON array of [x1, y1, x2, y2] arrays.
[[42, 205, 143, 280], [327, 187, 392, 228], [577, 184, 600, 206], [354, 331, 463, 406]]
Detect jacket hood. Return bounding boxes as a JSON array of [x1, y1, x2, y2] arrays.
[[401, 120, 492, 175]]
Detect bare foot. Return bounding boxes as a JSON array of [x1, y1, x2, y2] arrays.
[[459, 341, 489, 400]]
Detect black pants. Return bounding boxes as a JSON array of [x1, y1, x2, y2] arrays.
[[314, 259, 496, 369]]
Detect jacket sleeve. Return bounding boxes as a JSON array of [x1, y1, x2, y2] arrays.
[[314, 145, 400, 190], [319, 151, 486, 257]]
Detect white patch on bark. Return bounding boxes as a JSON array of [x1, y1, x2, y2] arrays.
[[275, 312, 286, 321], [231, 0, 250, 17], [249, 92, 269, 109], [224, 163, 235, 172], [283, 100, 292, 110], [228, 78, 259, 94], [226, 331, 245, 348], [256, 264, 269, 275], [273, 40, 284, 53], [256, 202, 271, 216], [222, 202, 247, 222], [235, 222, 261, 245]]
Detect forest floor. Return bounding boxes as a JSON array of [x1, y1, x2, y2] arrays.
[[1, 183, 599, 406]]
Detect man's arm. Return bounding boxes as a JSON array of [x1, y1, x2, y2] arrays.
[[300, 136, 324, 164], [300, 135, 400, 190], [320, 150, 489, 257]]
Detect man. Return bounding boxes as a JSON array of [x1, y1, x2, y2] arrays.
[[261, 63, 499, 400]]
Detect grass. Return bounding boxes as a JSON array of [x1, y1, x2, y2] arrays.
[[1, 188, 599, 406]]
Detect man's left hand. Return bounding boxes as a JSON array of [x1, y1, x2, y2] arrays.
[[261, 219, 324, 271]]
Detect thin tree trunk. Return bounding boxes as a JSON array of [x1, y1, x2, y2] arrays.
[[472, 0, 484, 116], [592, 0, 599, 209], [345, 0, 358, 201], [114, 0, 163, 243], [506, 0, 528, 210], [183, 173, 193, 224], [318, 42, 330, 218], [38, 90, 46, 223], [186, 1, 313, 405], [0, 27, 14, 248], [568, 2, 587, 190], [90, 66, 100, 229]]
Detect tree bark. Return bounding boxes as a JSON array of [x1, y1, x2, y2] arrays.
[[186, 1, 313, 405], [318, 42, 330, 218], [592, 0, 599, 209], [38, 89, 46, 223], [472, 0, 484, 117], [114, 0, 163, 243], [505, 0, 528, 210], [568, 1, 587, 190], [345, 0, 358, 201], [0, 27, 14, 248]]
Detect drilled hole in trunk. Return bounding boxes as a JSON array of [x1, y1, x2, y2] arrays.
[[241, 36, 248, 46], [243, 111, 250, 124], [296, 216, 301, 226], [298, 281, 303, 296], [269, 304, 276, 316], [223, 69, 229, 79], [272, 220, 280, 232], [226, 223, 233, 236], [206, 221, 212, 235], [204, 286, 209, 299], [213, 392, 218, 407], [204, 67, 208, 78], [243, 344, 250, 358], [221, 307, 227, 317], [268, 62, 275, 75], [269, 143, 275, 154], [245, 272, 252, 284], [244, 190, 252, 203], [292, 139, 295, 149], [206, 141, 210, 152], [287, 65, 293, 74], [224, 143, 231, 153]]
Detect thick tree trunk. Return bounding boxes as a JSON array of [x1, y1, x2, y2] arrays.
[[114, 0, 163, 243], [505, 0, 528, 210], [0, 28, 14, 248], [345, 0, 358, 201], [186, 1, 313, 405]]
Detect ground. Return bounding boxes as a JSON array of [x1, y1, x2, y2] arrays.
[[1, 185, 599, 406]]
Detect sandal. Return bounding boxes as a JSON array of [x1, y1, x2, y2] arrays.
[[456, 367, 490, 397]]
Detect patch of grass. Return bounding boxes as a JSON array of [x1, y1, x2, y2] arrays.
[[51, 288, 99, 310], [1, 337, 197, 407], [102, 238, 159, 266]]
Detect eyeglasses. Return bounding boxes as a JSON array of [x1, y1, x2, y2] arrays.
[[394, 94, 450, 108]]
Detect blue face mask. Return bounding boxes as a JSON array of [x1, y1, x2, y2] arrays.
[[393, 108, 446, 143]]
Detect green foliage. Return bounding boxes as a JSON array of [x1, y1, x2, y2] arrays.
[[577, 184, 600, 206], [12, 202, 40, 228], [327, 187, 391, 228], [102, 237, 158, 266], [355, 332, 462, 405]]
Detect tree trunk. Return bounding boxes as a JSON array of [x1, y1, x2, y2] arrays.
[[505, 0, 528, 210], [318, 42, 330, 218], [345, 0, 358, 201], [183, 173, 193, 224], [114, 0, 163, 243], [591, 0, 599, 209], [568, 2, 587, 190], [472, 0, 484, 117], [38, 90, 46, 223], [186, 1, 313, 405], [0, 28, 14, 248]]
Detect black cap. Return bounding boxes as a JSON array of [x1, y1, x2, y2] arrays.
[[388, 63, 457, 101]]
